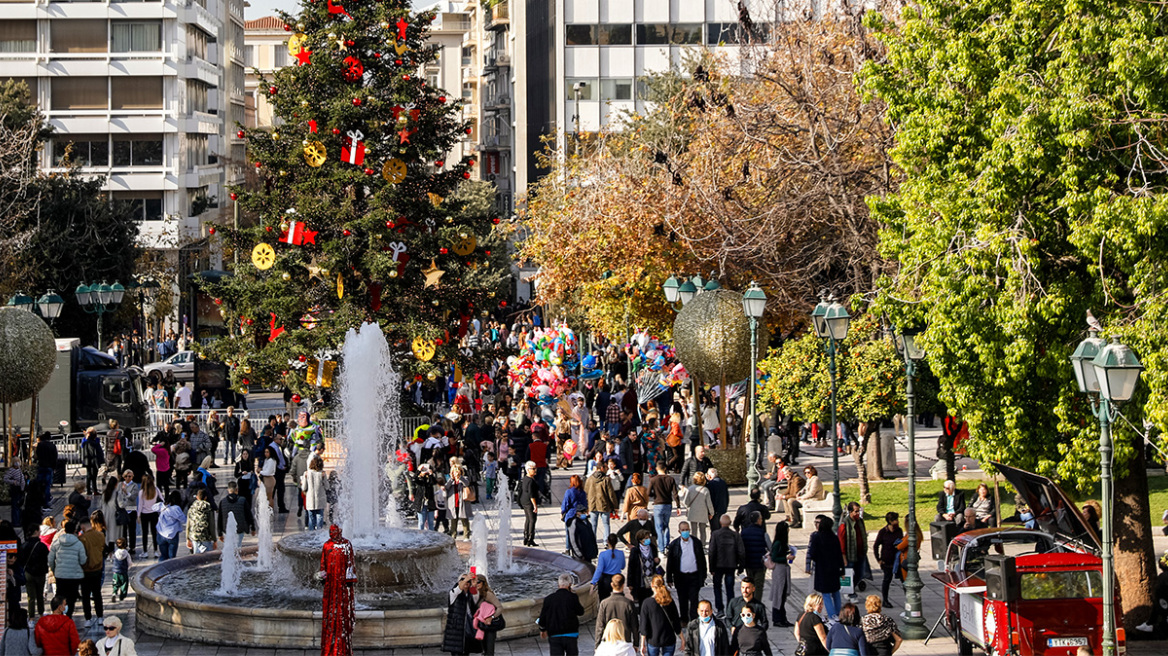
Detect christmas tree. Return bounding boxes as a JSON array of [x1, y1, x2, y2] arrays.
[[205, 0, 510, 394]]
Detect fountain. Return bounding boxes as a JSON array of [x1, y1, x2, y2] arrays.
[[495, 469, 516, 573], [133, 322, 596, 648], [218, 515, 241, 595]]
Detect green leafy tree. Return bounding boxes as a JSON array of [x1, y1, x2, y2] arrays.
[[207, 2, 506, 388], [863, 0, 1168, 625]]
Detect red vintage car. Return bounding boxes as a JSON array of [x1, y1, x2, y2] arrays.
[[932, 464, 1125, 655]]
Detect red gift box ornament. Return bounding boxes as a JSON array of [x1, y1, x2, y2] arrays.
[[281, 219, 318, 246], [342, 129, 365, 166]]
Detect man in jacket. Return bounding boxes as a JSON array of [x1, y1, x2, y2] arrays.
[[704, 468, 730, 520], [34, 596, 79, 656], [536, 572, 585, 656], [80, 428, 103, 496], [839, 501, 871, 582], [35, 432, 57, 510], [778, 466, 806, 527], [223, 406, 241, 463], [740, 511, 769, 597], [757, 453, 785, 510], [707, 514, 745, 616], [218, 481, 256, 540], [186, 489, 217, 554], [289, 446, 312, 522], [189, 422, 213, 467], [684, 600, 731, 656], [666, 521, 707, 622], [733, 488, 772, 531], [935, 479, 967, 527], [584, 466, 618, 542], [726, 578, 769, 631], [518, 461, 540, 547], [21, 527, 49, 617], [648, 463, 680, 547], [594, 574, 638, 648], [47, 520, 85, 617], [79, 516, 106, 626], [679, 445, 713, 486], [616, 508, 656, 549]]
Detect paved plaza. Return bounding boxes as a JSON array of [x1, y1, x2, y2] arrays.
[[36, 413, 1168, 655]]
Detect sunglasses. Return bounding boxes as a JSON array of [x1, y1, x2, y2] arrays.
[[104, 626, 117, 631]]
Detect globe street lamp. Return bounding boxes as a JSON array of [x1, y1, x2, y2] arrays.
[[742, 282, 766, 490], [1071, 323, 1142, 656], [8, 291, 64, 328], [76, 280, 125, 350], [895, 327, 927, 639], [811, 294, 851, 523]]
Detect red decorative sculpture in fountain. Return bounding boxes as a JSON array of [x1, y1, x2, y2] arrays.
[[318, 524, 357, 656]]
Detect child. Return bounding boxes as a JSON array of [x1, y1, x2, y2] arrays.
[[483, 453, 498, 501], [433, 475, 450, 534], [111, 538, 133, 602]]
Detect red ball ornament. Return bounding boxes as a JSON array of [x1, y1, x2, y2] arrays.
[[373, 52, 382, 58], [255, 161, 262, 168], [435, 160, 444, 167], [213, 298, 222, 305], [462, 171, 471, 179], [266, 226, 273, 232], [345, 39, 355, 47], [402, 75, 410, 81], [343, 229, 352, 236], [297, 355, 307, 362], [291, 393, 302, 403], [465, 128, 472, 135], [237, 130, 245, 139], [352, 98, 362, 106], [364, 167, 375, 175], [439, 96, 446, 103], [332, 128, 341, 135], [395, 59, 403, 66], [241, 378, 250, 386], [500, 301, 507, 307], [282, 370, 289, 376], [485, 250, 491, 255], [247, 319, 255, 326], [491, 217, 500, 224], [439, 247, 448, 254], [284, 24, 291, 31], [435, 338, 444, 346], [468, 158, 476, 167], [230, 192, 238, 200], [209, 227, 216, 235], [269, 85, 277, 95], [386, 220, 395, 228]]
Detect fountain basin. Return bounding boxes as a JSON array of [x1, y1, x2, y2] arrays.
[[277, 529, 458, 594], [133, 544, 597, 648]]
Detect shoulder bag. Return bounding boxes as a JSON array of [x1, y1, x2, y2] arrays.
[[793, 612, 808, 656]]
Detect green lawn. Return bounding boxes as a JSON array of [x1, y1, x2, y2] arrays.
[[826, 473, 1168, 529]]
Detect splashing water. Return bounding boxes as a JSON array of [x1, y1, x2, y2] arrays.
[[470, 513, 489, 578], [494, 469, 516, 573], [256, 490, 274, 570], [218, 514, 241, 595], [337, 322, 402, 539]]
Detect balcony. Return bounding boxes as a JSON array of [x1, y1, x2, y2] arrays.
[[484, 94, 510, 112], [479, 133, 510, 151], [486, 2, 508, 31], [483, 52, 510, 72], [182, 55, 220, 85], [183, 162, 220, 188]]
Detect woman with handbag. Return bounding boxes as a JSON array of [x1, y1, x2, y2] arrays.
[[794, 593, 829, 656], [114, 470, 140, 556], [825, 603, 869, 655], [768, 520, 796, 627], [445, 465, 476, 540], [471, 574, 504, 656]]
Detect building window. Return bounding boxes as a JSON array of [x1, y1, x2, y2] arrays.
[[112, 76, 163, 110], [186, 80, 209, 113], [244, 45, 254, 67], [112, 134, 163, 167], [565, 78, 597, 101], [0, 20, 36, 53], [51, 77, 107, 110], [597, 24, 632, 46], [51, 20, 107, 54], [187, 26, 208, 60], [635, 24, 669, 45], [669, 24, 702, 45], [461, 45, 472, 66], [52, 135, 109, 167], [111, 191, 164, 222], [600, 78, 633, 101], [273, 46, 288, 68], [565, 24, 596, 46], [111, 21, 161, 52]]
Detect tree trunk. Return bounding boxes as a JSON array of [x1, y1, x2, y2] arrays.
[[866, 422, 885, 480], [1114, 437, 1156, 630], [718, 374, 728, 450], [853, 423, 872, 505]]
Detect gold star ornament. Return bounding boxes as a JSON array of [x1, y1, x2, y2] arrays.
[[422, 259, 445, 288]]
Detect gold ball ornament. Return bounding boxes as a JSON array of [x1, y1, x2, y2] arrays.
[[251, 243, 276, 270], [426, 371, 437, 381], [303, 141, 327, 167], [672, 288, 769, 383], [281, 272, 291, 281]]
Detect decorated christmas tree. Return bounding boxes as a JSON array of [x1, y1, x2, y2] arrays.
[[204, 0, 510, 394]]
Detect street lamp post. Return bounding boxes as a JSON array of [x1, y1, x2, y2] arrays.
[[1071, 325, 1143, 656], [7, 291, 64, 326], [895, 328, 927, 639], [811, 294, 851, 524], [76, 281, 125, 350], [742, 282, 766, 491]]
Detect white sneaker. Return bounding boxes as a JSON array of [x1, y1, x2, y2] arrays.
[[1135, 622, 1154, 632]]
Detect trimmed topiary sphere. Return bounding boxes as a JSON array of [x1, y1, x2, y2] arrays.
[[0, 307, 57, 404], [672, 288, 769, 384]]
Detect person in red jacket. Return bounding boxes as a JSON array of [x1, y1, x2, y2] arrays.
[[35, 595, 79, 656]]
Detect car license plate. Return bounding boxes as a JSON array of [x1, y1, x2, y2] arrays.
[[1047, 638, 1088, 648]]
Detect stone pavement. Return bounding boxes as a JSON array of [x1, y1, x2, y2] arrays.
[[37, 423, 1168, 655]]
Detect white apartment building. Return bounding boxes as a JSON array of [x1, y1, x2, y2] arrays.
[[0, 0, 245, 254], [242, 15, 283, 129]]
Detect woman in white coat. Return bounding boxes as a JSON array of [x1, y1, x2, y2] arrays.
[[300, 457, 328, 531], [682, 472, 715, 543], [97, 616, 137, 656]]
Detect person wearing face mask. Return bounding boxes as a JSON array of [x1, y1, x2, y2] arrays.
[[729, 603, 772, 656], [682, 600, 730, 656], [727, 579, 769, 631], [626, 529, 660, 605], [665, 521, 707, 622]]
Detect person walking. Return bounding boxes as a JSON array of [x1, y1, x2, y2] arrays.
[[536, 573, 585, 656], [96, 616, 137, 656], [0, 607, 38, 655], [768, 521, 796, 627], [838, 502, 871, 584], [794, 593, 829, 656], [595, 619, 637, 656], [409, 465, 438, 531], [156, 491, 186, 561], [594, 573, 637, 648], [34, 433, 57, 511], [729, 602, 771, 656], [807, 515, 844, 619], [740, 511, 769, 597], [518, 462, 539, 547], [707, 514, 744, 617], [638, 575, 683, 656], [665, 522, 706, 623], [703, 469, 729, 521], [727, 578, 768, 631], [621, 473, 649, 521], [79, 513, 106, 628], [137, 474, 161, 558], [222, 407, 241, 465], [114, 471, 139, 556], [591, 535, 627, 602], [185, 489, 216, 554], [560, 475, 588, 553], [80, 429, 103, 497], [682, 600, 730, 656], [258, 446, 278, 509], [626, 529, 659, 605], [825, 603, 869, 655], [20, 525, 49, 618], [585, 466, 618, 543], [217, 481, 255, 542], [648, 464, 680, 548], [47, 521, 85, 618], [33, 596, 79, 656], [446, 465, 476, 540], [300, 458, 327, 531], [872, 512, 903, 609], [681, 473, 714, 544], [861, 594, 902, 656]]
